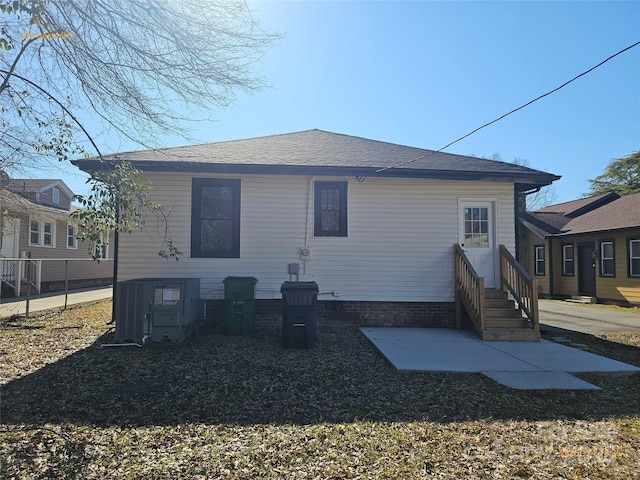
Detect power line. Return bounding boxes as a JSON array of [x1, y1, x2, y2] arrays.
[[365, 40, 640, 179]]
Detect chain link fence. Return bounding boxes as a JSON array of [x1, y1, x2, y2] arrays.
[[1, 257, 112, 318]]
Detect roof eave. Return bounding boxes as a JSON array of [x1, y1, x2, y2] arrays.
[[554, 225, 640, 237], [72, 159, 559, 185]]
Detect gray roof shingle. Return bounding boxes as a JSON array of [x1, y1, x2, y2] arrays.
[[523, 192, 640, 237], [73, 129, 560, 185], [559, 192, 640, 235]]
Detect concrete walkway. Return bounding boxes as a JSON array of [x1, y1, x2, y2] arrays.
[[539, 299, 640, 334], [360, 327, 640, 390], [0, 286, 112, 318]]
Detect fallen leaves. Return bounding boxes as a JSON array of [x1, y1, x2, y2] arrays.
[[0, 301, 639, 478]]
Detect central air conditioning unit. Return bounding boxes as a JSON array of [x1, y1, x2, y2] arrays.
[[114, 278, 202, 344]]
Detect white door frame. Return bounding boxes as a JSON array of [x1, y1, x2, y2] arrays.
[[1, 217, 20, 258], [458, 198, 498, 289]]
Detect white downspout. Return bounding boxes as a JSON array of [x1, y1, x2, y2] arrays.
[[303, 176, 315, 275]]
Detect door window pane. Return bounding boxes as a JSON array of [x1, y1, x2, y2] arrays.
[[464, 207, 489, 247]]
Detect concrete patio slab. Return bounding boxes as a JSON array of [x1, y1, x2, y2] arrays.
[[488, 341, 640, 373], [360, 327, 640, 390], [484, 372, 601, 390]]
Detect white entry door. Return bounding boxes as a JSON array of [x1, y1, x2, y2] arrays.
[[1, 218, 20, 258], [459, 201, 496, 288]]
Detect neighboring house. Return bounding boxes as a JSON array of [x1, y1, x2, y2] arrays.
[[520, 192, 640, 305], [72, 130, 559, 332], [0, 178, 113, 295]]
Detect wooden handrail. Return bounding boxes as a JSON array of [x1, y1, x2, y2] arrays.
[[499, 245, 539, 333], [454, 244, 485, 336]]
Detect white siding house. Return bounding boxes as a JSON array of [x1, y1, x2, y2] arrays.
[[1, 178, 113, 295], [73, 130, 559, 326]]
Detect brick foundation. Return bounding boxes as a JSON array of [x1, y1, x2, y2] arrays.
[[206, 299, 456, 329]]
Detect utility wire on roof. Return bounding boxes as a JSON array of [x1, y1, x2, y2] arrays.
[[357, 40, 640, 182]]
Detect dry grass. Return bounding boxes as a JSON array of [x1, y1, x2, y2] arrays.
[[1, 301, 639, 479]]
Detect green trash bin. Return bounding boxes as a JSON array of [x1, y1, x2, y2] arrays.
[[223, 277, 258, 335]]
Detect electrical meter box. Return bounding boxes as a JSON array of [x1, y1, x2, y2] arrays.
[[114, 278, 201, 344]]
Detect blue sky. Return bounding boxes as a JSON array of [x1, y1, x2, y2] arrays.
[[46, 1, 639, 205]]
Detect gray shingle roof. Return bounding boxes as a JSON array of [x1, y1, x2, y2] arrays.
[[73, 129, 560, 185], [5, 178, 74, 199], [0, 189, 76, 217], [558, 192, 640, 235], [535, 192, 618, 217], [522, 192, 640, 237]]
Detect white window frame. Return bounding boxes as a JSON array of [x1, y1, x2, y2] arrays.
[[630, 239, 640, 278], [52, 187, 60, 205], [562, 244, 574, 276], [29, 217, 56, 247], [30, 219, 40, 245], [94, 238, 109, 260], [67, 223, 78, 249], [534, 245, 545, 276], [600, 240, 615, 277], [43, 221, 54, 246]]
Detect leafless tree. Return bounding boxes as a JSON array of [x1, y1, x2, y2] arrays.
[[1, 0, 278, 169], [488, 153, 557, 210], [1, 0, 278, 258]]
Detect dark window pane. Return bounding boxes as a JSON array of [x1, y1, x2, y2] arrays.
[[602, 259, 614, 276], [201, 186, 233, 219], [201, 219, 233, 252], [321, 211, 340, 231], [314, 181, 347, 236], [191, 178, 240, 258], [631, 258, 640, 276]]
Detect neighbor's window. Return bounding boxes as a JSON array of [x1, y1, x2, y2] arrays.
[[52, 187, 60, 205], [534, 245, 545, 276], [191, 178, 241, 258], [314, 181, 347, 237], [562, 244, 574, 276], [29, 218, 55, 247], [30, 220, 40, 245], [67, 224, 78, 249], [43, 221, 54, 246], [629, 238, 640, 277], [600, 240, 615, 277], [94, 242, 108, 260]]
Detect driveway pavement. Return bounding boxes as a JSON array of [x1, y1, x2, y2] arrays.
[[539, 300, 640, 335]]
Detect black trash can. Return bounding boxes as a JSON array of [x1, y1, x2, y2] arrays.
[[280, 281, 319, 349], [223, 277, 257, 335]]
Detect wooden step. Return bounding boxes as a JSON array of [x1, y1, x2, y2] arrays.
[[485, 317, 530, 329], [482, 328, 540, 342], [485, 297, 515, 308], [484, 289, 509, 299], [485, 306, 521, 318]]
